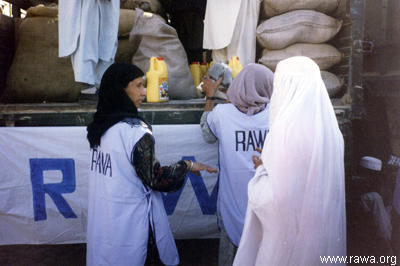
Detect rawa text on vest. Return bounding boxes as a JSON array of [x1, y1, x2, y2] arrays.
[[235, 130, 269, 151], [91, 149, 112, 177]]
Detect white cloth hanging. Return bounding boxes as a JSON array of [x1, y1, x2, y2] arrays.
[[59, 0, 120, 86], [203, 0, 241, 50], [203, 0, 262, 66], [234, 56, 346, 265]]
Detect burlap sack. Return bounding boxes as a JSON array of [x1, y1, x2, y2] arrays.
[[129, 9, 197, 99], [137, 0, 163, 14], [26, 4, 58, 17], [119, 9, 136, 37], [257, 10, 342, 50], [122, 0, 163, 14], [3, 13, 80, 103], [115, 38, 136, 64], [0, 14, 14, 96], [263, 0, 339, 17], [259, 43, 342, 71], [321, 71, 343, 97], [121, 0, 138, 10], [119, 9, 165, 37], [26, 4, 136, 37]]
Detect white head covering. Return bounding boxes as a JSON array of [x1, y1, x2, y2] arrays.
[[243, 57, 346, 265], [360, 156, 382, 171]]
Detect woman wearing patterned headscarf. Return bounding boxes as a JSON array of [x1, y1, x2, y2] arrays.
[[86, 63, 217, 266], [200, 63, 274, 266], [234, 57, 346, 266]]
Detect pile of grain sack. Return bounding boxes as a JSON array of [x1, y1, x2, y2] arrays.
[[257, 0, 344, 97], [2, 5, 81, 103], [3, 1, 195, 103]]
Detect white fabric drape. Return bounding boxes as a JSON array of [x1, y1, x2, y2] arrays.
[[59, 0, 120, 86], [234, 56, 346, 266], [203, 0, 262, 66]]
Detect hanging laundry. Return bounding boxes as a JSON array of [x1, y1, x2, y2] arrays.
[[203, 0, 262, 66], [58, 0, 120, 87]]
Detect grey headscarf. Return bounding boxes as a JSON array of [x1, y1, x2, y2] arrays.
[[226, 63, 274, 115]]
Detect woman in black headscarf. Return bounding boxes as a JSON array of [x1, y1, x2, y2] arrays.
[[86, 63, 217, 266]]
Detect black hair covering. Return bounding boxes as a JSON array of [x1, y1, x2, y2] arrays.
[[87, 63, 146, 148]]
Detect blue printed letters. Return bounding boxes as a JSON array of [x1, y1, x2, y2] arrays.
[[162, 156, 218, 215], [30, 158, 77, 221]]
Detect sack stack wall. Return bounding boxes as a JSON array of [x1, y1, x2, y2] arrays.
[[257, 0, 348, 98]]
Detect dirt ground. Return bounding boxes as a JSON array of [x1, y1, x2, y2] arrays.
[[0, 239, 219, 266], [1, 234, 400, 265]]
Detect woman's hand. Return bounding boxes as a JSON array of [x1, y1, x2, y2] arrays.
[[202, 74, 223, 97], [252, 147, 263, 169], [185, 160, 218, 176]]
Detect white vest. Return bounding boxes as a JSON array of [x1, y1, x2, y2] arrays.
[[86, 120, 179, 266], [207, 103, 269, 246]]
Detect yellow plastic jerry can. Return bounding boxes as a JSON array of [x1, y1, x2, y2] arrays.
[[200, 62, 208, 78], [208, 61, 214, 71], [190, 61, 203, 97], [229, 56, 243, 78], [146, 57, 169, 102], [190, 61, 202, 87]]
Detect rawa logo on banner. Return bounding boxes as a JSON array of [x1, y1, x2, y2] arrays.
[[162, 156, 218, 215], [30, 158, 77, 221], [29, 156, 218, 221], [0, 125, 219, 244]]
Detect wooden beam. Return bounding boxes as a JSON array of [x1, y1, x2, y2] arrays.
[[11, 4, 21, 17]]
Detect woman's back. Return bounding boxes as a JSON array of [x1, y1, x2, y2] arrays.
[[207, 102, 270, 245]]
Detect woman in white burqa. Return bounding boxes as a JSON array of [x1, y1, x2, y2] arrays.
[[233, 56, 346, 266]]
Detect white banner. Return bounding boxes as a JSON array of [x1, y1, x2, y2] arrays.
[[0, 125, 219, 245]]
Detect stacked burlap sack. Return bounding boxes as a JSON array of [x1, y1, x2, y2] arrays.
[[3, 2, 194, 103], [257, 0, 344, 97], [3, 5, 137, 103], [115, 9, 137, 64], [2, 4, 82, 103], [0, 14, 15, 96]]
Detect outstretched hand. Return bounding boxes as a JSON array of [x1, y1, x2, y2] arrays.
[[202, 74, 223, 97], [185, 161, 218, 176], [252, 147, 263, 169]]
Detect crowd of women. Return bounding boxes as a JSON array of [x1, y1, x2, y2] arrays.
[[85, 56, 346, 266]]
